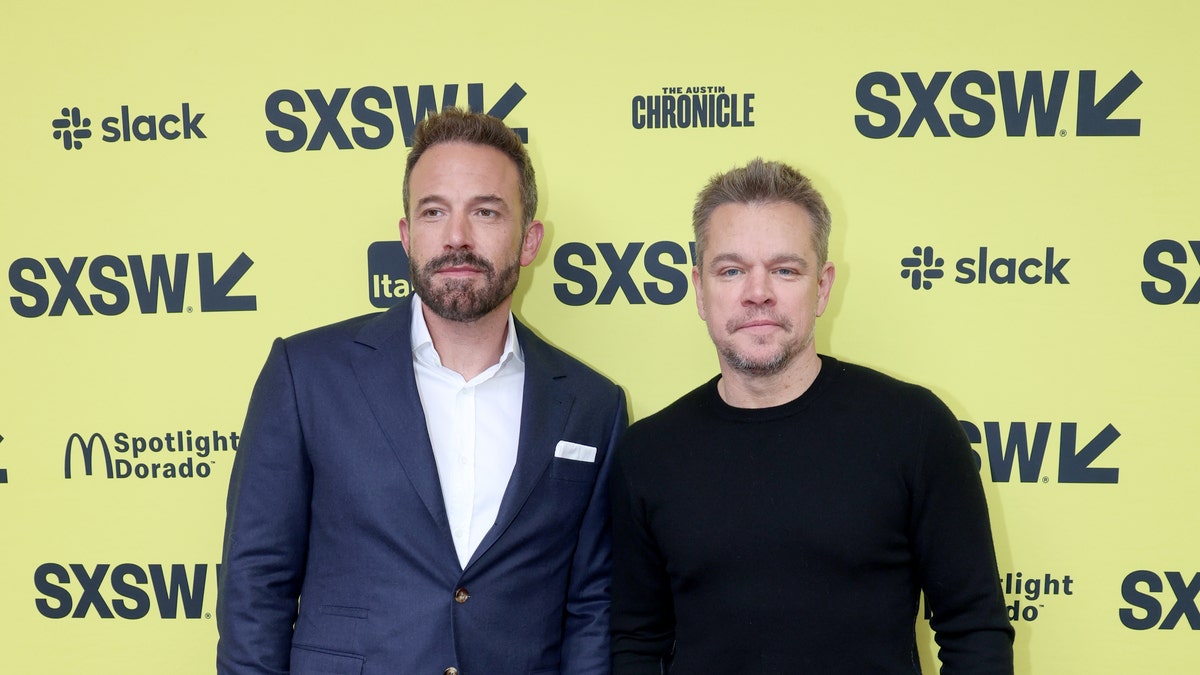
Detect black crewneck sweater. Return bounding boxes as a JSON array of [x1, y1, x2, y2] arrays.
[[611, 356, 1014, 674]]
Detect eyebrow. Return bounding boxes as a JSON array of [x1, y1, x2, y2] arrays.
[[415, 194, 508, 210], [708, 252, 809, 269]]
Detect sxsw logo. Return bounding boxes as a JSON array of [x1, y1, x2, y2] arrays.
[[856, 70, 1141, 138], [901, 246, 1069, 290], [367, 241, 412, 308], [1142, 239, 1200, 305], [51, 104, 205, 151], [1120, 571, 1200, 630], [35, 562, 217, 620], [266, 82, 527, 152], [553, 241, 696, 306], [960, 420, 1120, 484], [8, 252, 256, 317]]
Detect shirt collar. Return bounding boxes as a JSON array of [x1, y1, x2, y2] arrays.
[[410, 294, 523, 371]]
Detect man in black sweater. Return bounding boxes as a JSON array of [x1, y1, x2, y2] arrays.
[[610, 159, 1014, 674]]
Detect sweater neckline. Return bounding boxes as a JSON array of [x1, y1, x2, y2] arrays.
[[704, 354, 841, 422]]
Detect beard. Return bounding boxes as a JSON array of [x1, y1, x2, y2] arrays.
[[714, 312, 808, 377], [410, 249, 520, 322], [719, 342, 797, 377]]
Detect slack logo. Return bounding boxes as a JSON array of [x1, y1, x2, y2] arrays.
[[50, 103, 205, 150], [52, 107, 92, 151], [1120, 571, 1200, 630], [901, 246, 1070, 290], [900, 247, 944, 290]]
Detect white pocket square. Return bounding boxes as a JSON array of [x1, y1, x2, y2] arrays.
[[555, 441, 597, 463]]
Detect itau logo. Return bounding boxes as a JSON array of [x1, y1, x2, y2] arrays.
[[367, 241, 412, 309], [900, 246, 945, 290], [52, 107, 92, 150]]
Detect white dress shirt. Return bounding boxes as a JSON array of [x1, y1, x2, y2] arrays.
[[410, 294, 525, 569]]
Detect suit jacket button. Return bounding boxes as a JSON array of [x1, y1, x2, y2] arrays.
[[454, 587, 470, 604], [444, 668, 459, 675]]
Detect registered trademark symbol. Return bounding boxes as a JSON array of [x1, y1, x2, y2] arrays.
[[187, 306, 193, 313], [205, 612, 212, 619], [1059, 129, 1067, 137], [1042, 476, 1049, 483]]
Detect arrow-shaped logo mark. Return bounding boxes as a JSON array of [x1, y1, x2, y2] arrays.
[[1058, 423, 1121, 484], [1077, 70, 1142, 137], [199, 252, 257, 312]]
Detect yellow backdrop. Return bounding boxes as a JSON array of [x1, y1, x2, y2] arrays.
[[2, 1, 1197, 673]]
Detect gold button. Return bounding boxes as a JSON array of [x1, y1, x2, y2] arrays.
[[444, 668, 459, 675], [454, 587, 469, 604]]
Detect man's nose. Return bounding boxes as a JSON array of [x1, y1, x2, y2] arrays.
[[742, 268, 775, 305], [444, 210, 474, 249]]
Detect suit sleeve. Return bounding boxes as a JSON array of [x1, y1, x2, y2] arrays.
[[217, 338, 312, 674], [610, 432, 676, 675], [911, 390, 1014, 674], [560, 387, 629, 675]]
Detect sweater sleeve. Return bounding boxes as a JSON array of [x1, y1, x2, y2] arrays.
[[910, 389, 1015, 674], [610, 435, 675, 675]]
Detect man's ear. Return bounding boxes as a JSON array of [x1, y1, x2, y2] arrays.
[[519, 220, 544, 266]]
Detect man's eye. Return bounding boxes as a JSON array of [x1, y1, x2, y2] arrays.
[[478, 209, 496, 217], [719, 268, 742, 277], [422, 209, 444, 217]]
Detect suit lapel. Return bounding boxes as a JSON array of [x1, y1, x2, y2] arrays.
[[350, 299, 453, 536], [466, 321, 572, 570]]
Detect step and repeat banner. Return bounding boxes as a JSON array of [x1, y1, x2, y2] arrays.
[[2, 1, 1196, 673]]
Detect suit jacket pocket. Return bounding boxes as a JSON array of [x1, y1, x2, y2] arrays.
[[320, 604, 369, 619], [290, 644, 365, 675], [548, 456, 598, 483]]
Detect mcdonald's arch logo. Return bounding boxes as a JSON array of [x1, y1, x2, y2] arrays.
[[64, 433, 114, 479]]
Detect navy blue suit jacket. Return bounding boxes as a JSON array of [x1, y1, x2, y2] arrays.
[[217, 298, 627, 674]]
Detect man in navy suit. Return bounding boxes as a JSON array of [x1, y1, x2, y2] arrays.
[[218, 108, 627, 675]]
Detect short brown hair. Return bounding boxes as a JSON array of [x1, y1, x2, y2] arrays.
[[692, 158, 832, 267], [403, 108, 537, 226]]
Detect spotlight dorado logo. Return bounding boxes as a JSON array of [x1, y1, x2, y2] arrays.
[[922, 571, 1075, 623], [63, 429, 239, 481]]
